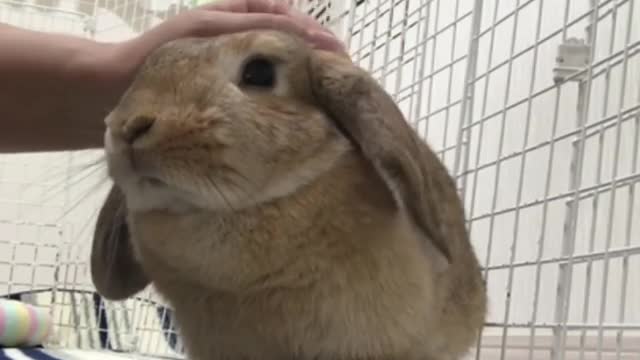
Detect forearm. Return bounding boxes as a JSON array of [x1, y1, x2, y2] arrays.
[[0, 23, 123, 152]]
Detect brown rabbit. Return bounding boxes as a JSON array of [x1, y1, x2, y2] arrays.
[[91, 30, 487, 360]]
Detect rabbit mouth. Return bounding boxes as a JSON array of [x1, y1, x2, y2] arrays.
[[104, 129, 201, 213], [117, 165, 200, 213], [140, 175, 167, 188], [119, 170, 201, 213]]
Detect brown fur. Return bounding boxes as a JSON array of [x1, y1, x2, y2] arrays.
[[91, 30, 487, 360]]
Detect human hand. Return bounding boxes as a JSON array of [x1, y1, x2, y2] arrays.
[[200, 0, 345, 52], [97, 0, 346, 101], [142, 0, 345, 52], [109, 0, 346, 79]]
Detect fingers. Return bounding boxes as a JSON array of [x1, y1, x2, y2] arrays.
[[191, 11, 305, 38], [199, 0, 249, 11], [309, 29, 347, 54], [191, 11, 345, 52], [186, 0, 347, 53], [245, 0, 289, 14], [204, 0, 324, 33], [268, 3, 347, 53], [285, 5, 331, 34], [203, 0, 288, 13]]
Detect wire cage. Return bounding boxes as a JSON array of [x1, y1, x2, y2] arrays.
[[0, 0, 639, 359]]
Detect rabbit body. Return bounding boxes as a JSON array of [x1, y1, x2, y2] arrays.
[[93, 31, 486, 360]]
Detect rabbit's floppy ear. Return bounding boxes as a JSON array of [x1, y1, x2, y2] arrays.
[[309, 51, 456, 264], [91, 185, 150, 300]]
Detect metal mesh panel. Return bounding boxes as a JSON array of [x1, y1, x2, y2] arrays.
[[0, 0, 638, 359]]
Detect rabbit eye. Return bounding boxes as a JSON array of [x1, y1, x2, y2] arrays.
[[241, 57, 276, 88]]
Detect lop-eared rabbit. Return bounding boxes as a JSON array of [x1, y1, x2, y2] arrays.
[[91, 30, 487, 360]]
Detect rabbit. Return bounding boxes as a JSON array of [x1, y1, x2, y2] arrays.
[[90, 29, 487, 360]]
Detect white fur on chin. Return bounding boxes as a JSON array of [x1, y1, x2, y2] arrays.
[[104, 129, 197, 213]]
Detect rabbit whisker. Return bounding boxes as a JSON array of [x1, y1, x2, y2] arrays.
[[225, 175, 258, 205], [50, 152, 106, 182], [70, 203, 102, 249], [56, 175, 111, 222], [105, 199, 127, 289], [204, 176, 236, 212], [16, 153, 106, 205], [44, 164, 108, 204], [40, 152, 106, 185]]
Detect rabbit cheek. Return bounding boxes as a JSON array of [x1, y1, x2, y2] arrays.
[[127, 212, 197, 283]]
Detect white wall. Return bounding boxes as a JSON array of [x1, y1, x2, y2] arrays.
[[0, 0, 639, 358]]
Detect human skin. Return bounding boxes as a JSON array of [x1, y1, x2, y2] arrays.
[[0, 0, 345, 153]]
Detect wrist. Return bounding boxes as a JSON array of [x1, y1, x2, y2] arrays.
[[104, 34, 166, 92], [57, 39, 125, 140], [69, 40, 127, 92], [69, 39, 140, 122]]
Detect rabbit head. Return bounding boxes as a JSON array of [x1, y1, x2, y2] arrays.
[[91, 30, 486, 359], [93, 31, 353, 298]]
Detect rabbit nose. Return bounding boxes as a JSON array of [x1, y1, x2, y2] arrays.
[[123, 115, 155, 144]]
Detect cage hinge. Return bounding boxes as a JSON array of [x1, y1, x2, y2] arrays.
[[552, 38, 591, 84]]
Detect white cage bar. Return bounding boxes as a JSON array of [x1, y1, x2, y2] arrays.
[[0, 0, 638, 359]]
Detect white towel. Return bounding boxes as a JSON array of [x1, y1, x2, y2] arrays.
[[0, 348, 164, 360], [0, 348, 65, 360]]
